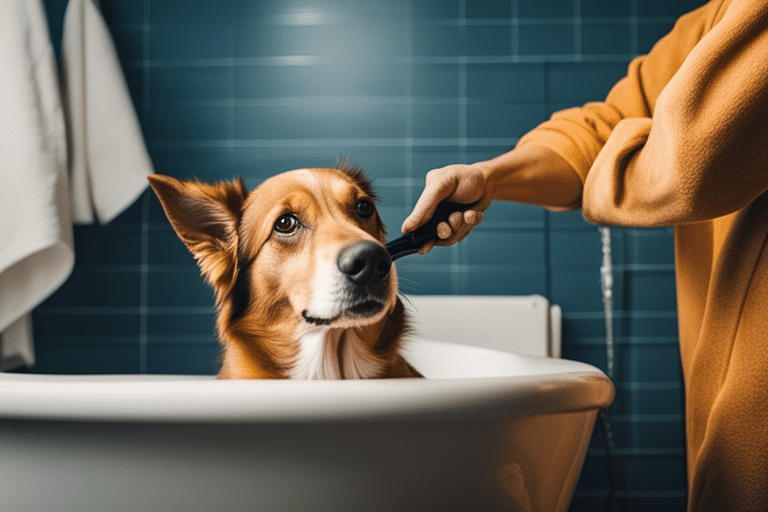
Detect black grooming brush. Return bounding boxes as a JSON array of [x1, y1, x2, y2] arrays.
[[386, 200, 479, 261]]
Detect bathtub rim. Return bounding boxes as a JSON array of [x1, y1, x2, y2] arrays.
[[0, 339, 615, 425]]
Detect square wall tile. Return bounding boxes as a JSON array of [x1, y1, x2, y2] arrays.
[[147, 313, 216, 337], [148, 269, 215, 308], [412, 26, 465, 57], [483, 201, 546, 227], [235, 23, 410, 58], [412, 104, 460, 138], [411, 0, 461, 19], [625, 271, 677, 312], [626, 228, 675, 265], [235, 63, 409, 98], [234, 103, 408, 140], [518, 0, 575, 18], [151, 27, 232, 61], [100, 0, 144, 24], [147, 343, 219, 374], [396, 268, 455, 295], [580, 0, 631, 17], [411, 149, 463, 176], [467, 104, 548, 138], [33, 343, 141, 374], [466, 63, 546, 102], [636, 0, 705, 17], [143, 106, 229, 141], [548, 62, 628, 103], [150, 0, 234, 23], [466, 0, 511, 18], [33, 312, 140, 338], [549, 229, 602, 268], [147, 230, 197, 266], [550, 269, 603, 311], [412, 65, 461, 97], [463, 268, 547, 295], [41, 271, 140, 308], [581, 22, 632, 55], [466, 230, 546, 266], [73, 227, 142, 266], [150, 67, 230, 101], [466, 25, 512, 56], [519, 24, 574, 55]]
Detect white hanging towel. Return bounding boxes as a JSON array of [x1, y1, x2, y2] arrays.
[[0, 0, 74, 370], [0, 0, 153, 370], [61, 0, 154, 224]]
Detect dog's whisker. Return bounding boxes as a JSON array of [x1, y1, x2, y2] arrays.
[[396, 278, 421, 294]]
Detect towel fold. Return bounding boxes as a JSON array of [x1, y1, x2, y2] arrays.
[[61, 0, 153, 224], [0, 0, 153, 370]]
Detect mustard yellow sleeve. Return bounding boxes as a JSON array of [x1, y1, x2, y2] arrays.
[[516, 0, 732, 216], [582, 0, 768, 226]]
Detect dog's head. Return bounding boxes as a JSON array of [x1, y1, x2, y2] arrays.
[[149, 165, 407, 379]]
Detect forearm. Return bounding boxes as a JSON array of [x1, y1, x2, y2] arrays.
[[477, 145, 583, 210]]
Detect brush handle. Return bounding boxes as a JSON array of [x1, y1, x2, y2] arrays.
[[386, 200, 479, 261]]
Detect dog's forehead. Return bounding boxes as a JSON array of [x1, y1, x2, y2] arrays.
[[254, 168, 364, 205]]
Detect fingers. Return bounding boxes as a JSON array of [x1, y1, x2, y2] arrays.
[[420, 209, 485, 254], [403, 164, 490, 254], [417, 239, 436, 255]]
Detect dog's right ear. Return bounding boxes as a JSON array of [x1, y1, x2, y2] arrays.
[[147, 174, 248, 288]]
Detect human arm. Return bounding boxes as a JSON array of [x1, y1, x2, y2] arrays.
[[403, 0, 753, 244], [518, 0, 768, 227], [580, 0, 768, 226], [401, 145, 581, 252]]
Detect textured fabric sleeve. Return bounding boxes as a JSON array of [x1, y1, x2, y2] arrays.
[[582, 0, 768, 226], [516, 0, 730, 212]]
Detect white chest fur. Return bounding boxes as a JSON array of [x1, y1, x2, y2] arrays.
[[290, 327, 385, 380]]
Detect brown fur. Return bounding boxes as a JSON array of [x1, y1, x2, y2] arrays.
[[148, 166, 420, 379]]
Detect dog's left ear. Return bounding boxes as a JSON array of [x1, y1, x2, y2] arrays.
[[148, 174, 248, 288]]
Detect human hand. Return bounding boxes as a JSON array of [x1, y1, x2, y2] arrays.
[[402, 164, 493, 254]]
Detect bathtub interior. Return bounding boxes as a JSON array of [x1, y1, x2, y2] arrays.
[[405, 294, 562, 357]]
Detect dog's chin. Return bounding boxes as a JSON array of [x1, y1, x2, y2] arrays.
[[302, 299, 388, 328]]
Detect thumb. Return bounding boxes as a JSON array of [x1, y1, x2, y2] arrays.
[[401, 179, 455, 234]]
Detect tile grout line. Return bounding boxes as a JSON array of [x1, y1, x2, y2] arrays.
[[404, 0, 414, 210], [630, 0, 639, 55], [574, 0, 582, 61], [455, 0, 468, 294], [511, 0, 519, 57], [139, 0, 152, 374]]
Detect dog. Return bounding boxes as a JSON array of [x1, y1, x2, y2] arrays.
[[148, 165, 421, 379]]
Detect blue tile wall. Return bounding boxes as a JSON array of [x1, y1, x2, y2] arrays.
[[35, 0, 705, 510]]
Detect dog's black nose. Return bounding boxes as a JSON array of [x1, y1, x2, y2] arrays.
[[337, 241, 392, 285]]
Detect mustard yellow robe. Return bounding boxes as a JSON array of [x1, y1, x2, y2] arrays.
[[518, 0, 768, 509]]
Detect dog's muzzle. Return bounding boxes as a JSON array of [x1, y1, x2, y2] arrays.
[[301, 241, 392, 326], [336, 241, 391, 286]]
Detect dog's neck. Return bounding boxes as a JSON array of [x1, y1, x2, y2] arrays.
[[218, 299, 410, 380], [289, 326, 386, 380]]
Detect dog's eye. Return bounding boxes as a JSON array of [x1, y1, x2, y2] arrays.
[[274, 214, 300, 234], [356, 200, 375, 219]]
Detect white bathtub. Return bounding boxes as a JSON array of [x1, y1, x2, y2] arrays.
[[0, 338, 613, 512]]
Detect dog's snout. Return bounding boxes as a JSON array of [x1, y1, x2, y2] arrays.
[[337, 241, 391, 285]]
